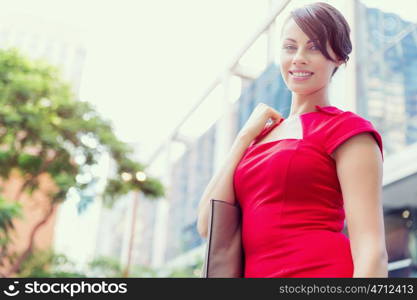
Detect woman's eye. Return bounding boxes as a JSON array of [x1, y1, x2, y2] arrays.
[[283, 45, 295, 50], [282, 45, 319, 51]]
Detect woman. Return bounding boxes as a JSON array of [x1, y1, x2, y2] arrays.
[[197, 2, 388, 278]]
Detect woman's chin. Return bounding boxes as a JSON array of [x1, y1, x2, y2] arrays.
[[288, 86, 313, 94]]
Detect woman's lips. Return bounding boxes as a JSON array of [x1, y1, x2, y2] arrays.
[[289, 71, 314, 81]]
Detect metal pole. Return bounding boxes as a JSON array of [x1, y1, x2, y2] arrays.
[[267, 0, 277, 65], [344, 0, 359, 113], [123, 190, 140, 277]]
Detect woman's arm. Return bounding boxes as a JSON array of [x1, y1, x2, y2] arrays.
[[197, 103, 283, 239], [332, 132, 388, 277], [196, 133, 252, 239]]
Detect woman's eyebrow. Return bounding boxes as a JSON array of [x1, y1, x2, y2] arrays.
[[284, 38, 317, 43]]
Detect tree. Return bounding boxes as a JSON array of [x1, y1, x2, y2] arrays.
[[0, 195, 22, 275], [0, 48, 165, 276]]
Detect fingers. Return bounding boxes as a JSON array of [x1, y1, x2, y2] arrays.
[[257, 102, 283, 121]]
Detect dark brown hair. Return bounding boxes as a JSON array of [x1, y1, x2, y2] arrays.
[[281, 2, 352, 77]]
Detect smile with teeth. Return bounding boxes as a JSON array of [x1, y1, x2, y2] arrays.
[[290, 71, 314, 77]]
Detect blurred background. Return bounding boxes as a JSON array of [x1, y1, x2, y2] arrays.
[[0, 0, 416, 277]]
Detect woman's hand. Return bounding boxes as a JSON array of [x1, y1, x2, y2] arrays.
[[237, 103, 284, 142]]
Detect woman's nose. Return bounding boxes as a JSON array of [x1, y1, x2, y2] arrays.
[[292, 49, 308, 64]]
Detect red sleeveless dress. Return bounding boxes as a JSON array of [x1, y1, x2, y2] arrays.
[[233, 104, 384, 278]]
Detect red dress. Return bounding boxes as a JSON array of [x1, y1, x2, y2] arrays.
[[233, 104, 384, 278]]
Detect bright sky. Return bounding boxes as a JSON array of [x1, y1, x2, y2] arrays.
[[0, 0, 415, 164], [0, 0, 272, 161]]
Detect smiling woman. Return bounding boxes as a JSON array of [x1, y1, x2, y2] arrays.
[[230, 2, 388, 278], [279, 2, 352, 99], [197, 1, 387, 279], [280, 2, 351, 77]]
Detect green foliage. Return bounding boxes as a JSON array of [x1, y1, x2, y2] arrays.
[[0, 197, 22, 249], [102, 179, 132, 208], [16, 248, 86, 278], [0, 150, 14, 178], [0, 47, 165, 243], [164, 255, 204, 278], [17, 153, 42, 174], [15, 247, 205, 278], [87, 256, 158, 277], [86, 255, 198, 278], [0, 47, 167, 276], [17, 250, 160, 278], [87, 256, 124, 277]]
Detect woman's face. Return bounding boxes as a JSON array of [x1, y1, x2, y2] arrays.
[[279, 18, 343, 95]]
